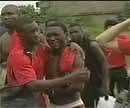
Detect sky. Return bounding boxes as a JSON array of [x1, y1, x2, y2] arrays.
[[0, 1, 39, 12]]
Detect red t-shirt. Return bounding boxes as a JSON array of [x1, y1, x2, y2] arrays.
[[59, 47, 76, 73], [7, 32, 48, 85], [7, 32, 49, 107], [103, 35, 130, 69]]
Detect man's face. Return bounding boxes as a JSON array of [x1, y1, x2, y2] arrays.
[[1, 6, 18, 28], [21, 22, 41, 45], [46, 26, 66, 50], [69, 26, 84, 43]]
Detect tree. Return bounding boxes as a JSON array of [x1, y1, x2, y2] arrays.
[[19, 5, 35, 17], [117, 2, 130, 22]]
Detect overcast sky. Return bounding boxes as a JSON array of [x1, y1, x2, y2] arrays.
[[0, 1, 39, 12]]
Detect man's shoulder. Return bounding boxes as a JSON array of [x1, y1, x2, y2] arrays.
[[0, 31, 11, 40], [0, 25, 8, 36], [9, 49, 31, 65], [0, 27, 10, 44], [67, 42, 85, 60], [68, 42, 83, 49], [9, 49, 28, 59]]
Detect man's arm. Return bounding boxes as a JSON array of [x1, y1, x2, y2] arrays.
[[9, 52, 87, 92], [91, 41, 109, 94], [27, 70, 88, 92], [96, 19, 130, 44], [0, 38, 2, 63], [61, 46, 89, 92], [98, 36, 130, 54]]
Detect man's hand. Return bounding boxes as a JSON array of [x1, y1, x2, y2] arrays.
[[64, 69, 89, 85], [61, 69, 89, 90]]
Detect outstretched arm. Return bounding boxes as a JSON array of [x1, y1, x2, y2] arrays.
[[96, 19, 130, 44], [0, 39, 2, 63], [28, 70, 88, 92], [8, 51, 88, 93]]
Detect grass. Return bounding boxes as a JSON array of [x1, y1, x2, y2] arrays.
[[85, 26, 103, 39]]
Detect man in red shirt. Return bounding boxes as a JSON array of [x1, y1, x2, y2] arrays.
[[1, 16, 88, 108], [96, 19, 130, 97]]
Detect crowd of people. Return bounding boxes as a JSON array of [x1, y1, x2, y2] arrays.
[[0, 4, 130, 108]]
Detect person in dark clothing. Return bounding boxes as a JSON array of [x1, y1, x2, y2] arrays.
[[68, 23, 109, 108], [0, 4, 20, 93], [0, 4, 19, 63], [0, 24, 8, 37]]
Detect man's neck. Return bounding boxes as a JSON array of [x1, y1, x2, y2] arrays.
[[52, 46, 66, 56], [6, 27, 15, 35], [52, 42, 66, 56], [8, 29, 15, 35]]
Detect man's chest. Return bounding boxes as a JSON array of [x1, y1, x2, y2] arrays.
[[46, 55, 64, 78]]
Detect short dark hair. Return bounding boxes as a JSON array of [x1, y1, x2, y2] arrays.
[[68, 23, 85, 34], [68, 23, 81, 28], [16, 15, 34, 32], [46, 21, 68, 33], [45, 18, 62, 27], [104, 19, 119, 29]]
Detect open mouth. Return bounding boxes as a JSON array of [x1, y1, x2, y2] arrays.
[[5, 20, 13, 24], [49, 41, 59, 48]]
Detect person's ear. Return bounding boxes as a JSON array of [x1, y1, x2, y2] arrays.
[[65, 32, 71, 42], [65, 32, 68, 37]]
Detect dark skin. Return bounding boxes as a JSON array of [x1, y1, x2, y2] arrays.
[[69, 26, 84, 45], [45, 26, 88, 93], [0, 5, 19, 63], [3, 21, 88, 108], [69, 25, 109, 91], [14, 21, 88, 93], [1, 5, 18, 30], [69, 25, 109, 107]]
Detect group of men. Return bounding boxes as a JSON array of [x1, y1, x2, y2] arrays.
[[0, 4, 130, 108]]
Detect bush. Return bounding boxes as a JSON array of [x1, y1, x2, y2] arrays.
[[117, 2, 130, 22], [18, 4, 103, 38]]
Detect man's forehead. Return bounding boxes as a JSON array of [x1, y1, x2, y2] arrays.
[[22, 22, 38, 30], [70, 25, 80, 29], [69, 26, 81, 31], [46, 26, 63, 32]]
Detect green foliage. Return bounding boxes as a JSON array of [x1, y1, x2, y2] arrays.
[[19, 5, 35, 17], [18, 4, 103, 38], [86, 26, 103, 39], [19, 5, 44, 23], [117, 2, 130, 22], [62, 16, 92, 27], [123, 2, 130, 18]]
